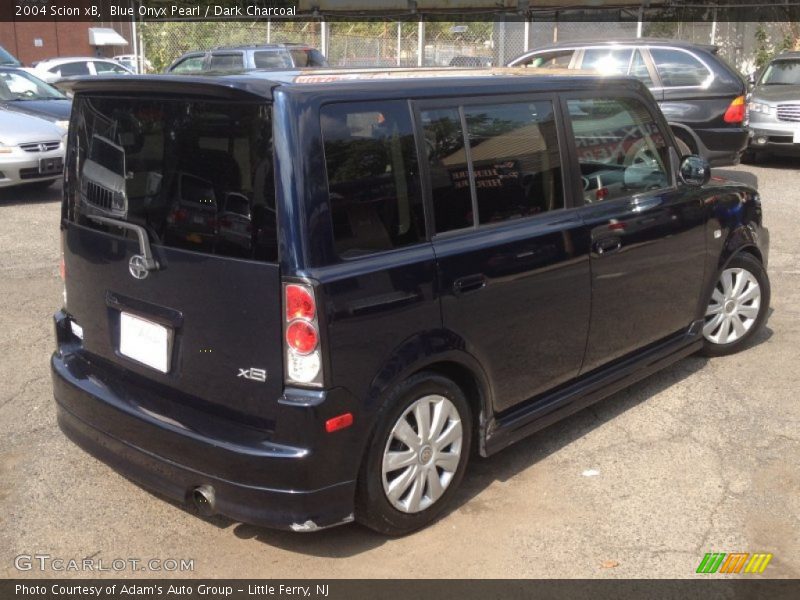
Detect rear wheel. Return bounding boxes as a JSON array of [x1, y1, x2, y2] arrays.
[[355, 372, 472, 535], [701, 253, 770, 356]]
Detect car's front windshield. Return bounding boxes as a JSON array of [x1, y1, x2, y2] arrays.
[[759, 59, 800, 85], [0, 69, 66, 101]]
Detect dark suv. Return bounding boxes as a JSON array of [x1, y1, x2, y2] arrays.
[[509, 40, 749, 166], [166, 43, 328, 74], [53, 69, 770, 535]]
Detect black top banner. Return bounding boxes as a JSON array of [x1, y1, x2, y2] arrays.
[[2, 0, 800, 22], [4, 579, 800, 600]]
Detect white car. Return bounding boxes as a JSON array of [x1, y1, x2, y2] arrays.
[[0, 109, 65, 189], [28, 57, 133, 83]]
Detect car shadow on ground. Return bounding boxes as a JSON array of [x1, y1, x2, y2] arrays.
[[162, 323, 772, 558], [0, 182, 61, 206], [713, 168, 758, 188], [739, 154, 799, 172]]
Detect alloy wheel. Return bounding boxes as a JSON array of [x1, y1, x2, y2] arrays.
[[703, 267, 761, 345]]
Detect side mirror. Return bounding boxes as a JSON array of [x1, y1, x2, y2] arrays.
[[679, 155, 711, 187]]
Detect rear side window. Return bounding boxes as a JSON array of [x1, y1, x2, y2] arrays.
[[421, 100, 564, 233], [649, 48, 711, 87], [68, 97, 277, 262], [94, 61, 129, 74], [208, 53, 244, 71], [629, 49, 653, 86], [290, 49, 327, 67], [520, 50, 573, 69], [253, 51, 291, 69], [321, 101, 425, 258], [54, 62, 90, 76], [567, 96, 670, 203], [321, 101, 424, 258]]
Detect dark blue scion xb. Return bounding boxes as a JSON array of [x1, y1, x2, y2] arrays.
[[52, 68, 770, 535]]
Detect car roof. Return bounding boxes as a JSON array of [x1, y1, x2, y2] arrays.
[[520, 38, 719, 54], [66, 67, 645, 100], [771, 51, 800, 60], [36, 57, 124, 64]]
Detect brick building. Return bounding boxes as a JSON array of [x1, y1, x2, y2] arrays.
[[0, 21, 134, 66]]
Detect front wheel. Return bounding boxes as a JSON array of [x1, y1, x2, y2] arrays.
[[701, 253, 770, 356], [355, 372, 472, 535]]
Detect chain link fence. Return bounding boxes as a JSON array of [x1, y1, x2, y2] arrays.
[[140, 19, 797, 75]]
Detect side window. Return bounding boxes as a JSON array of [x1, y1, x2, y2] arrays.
[[581, 48, 633, 75], [567, 97, 670, 203], [520, 50, 573, 69], [55, 62, 90, 77], [629, 49, 653, 86], [253, 51, 291, 69], [208, 53, 244, 71], [463, 101, 564, 224], [94, 62, 128, 74], [419, 107, 474, 233], [171, 55, 205, 73], [321, 101, 424, 258], [649, 48, 711, 87]]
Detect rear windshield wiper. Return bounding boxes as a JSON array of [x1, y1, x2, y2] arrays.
[[87, 215, 160, 273]]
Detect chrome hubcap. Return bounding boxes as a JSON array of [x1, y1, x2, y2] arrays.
[[704, 267, 761, 345], [381, 394, 463, 514]]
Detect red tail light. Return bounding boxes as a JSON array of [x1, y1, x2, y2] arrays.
[[286, 284, 315, 320], [283, 281, 323, 387], [286, 320, 318, 354], [724, 96, 745, 124]]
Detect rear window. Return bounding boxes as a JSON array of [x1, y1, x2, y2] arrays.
[[650, 48, 712, 87], [67, 96, 277, 262], [320, 100, 424, 258], [253, 51, 292, 69], [208, 53, 244, 71]]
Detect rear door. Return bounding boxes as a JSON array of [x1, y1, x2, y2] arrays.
[[63, 93, 284, 422], [562, 92, 707, 373], [417, 96, 591, 412]]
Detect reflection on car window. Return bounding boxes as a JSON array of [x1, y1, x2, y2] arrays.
[[629, 50, 653, 86], [582, 48, 633, 75], [522, 50, 573, 69], [71, 97, 277, 262], [760, 59, 800, 85], [0, 70, 64, 100], [420, 107, 473, 233], [567, 97, 669, 203], [650, 48, 711, 87], [321, 100, 424, 258], [464, 101, 564, 224], [94, 61, 128, 74], [56, 62, 90, 77]]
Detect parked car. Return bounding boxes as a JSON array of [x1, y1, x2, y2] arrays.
[[0, 108, 65, 188], [28, 57, 134, 83], [53, 68, 770, 535], [746, 51, 800, 158], [0, 67, 71, 132], [0, 45, 21, 67], [508, 39, 749, 166], [166, 43, 328, 74], [112, 54, 153, 73], [449, 55, 493, 67]]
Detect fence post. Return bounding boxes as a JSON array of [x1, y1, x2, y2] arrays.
[[417, 19, 425, 67], [267, 20, 271, 44], [397, 22, 402, 66], [321, 20, 329, 57], [524, 19, 530, 52], [636, 5, 643, 38]]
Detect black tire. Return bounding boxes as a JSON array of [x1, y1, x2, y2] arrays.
[[355, 372, 472, 536], [700, 253, 770, 357]]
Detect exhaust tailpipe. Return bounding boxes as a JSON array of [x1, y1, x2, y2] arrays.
[[190, 485, 216, 516]]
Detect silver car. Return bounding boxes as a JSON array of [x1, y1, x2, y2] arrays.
[[0, 109, 65, 188], [747, 51, 800, 157]]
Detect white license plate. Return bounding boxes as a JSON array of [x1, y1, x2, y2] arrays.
[[794, 130, 800, 144], [119, 312, 171, 373]]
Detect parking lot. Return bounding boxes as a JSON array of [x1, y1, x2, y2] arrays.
[[1, 158, 798, 579]]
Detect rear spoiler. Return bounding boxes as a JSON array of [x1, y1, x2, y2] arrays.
[[53, 74, 278, 100]]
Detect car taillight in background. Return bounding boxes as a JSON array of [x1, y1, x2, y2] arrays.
[[283, 282, 323, 387], [724, 96, 746, 124]]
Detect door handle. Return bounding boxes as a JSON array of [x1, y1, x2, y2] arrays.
[[453, 274, 486, 295], [593, 237, 622, 256]]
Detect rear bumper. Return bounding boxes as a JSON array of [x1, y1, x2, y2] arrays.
[[52, 312, 360, 531], [692, 127, 749, 167]]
